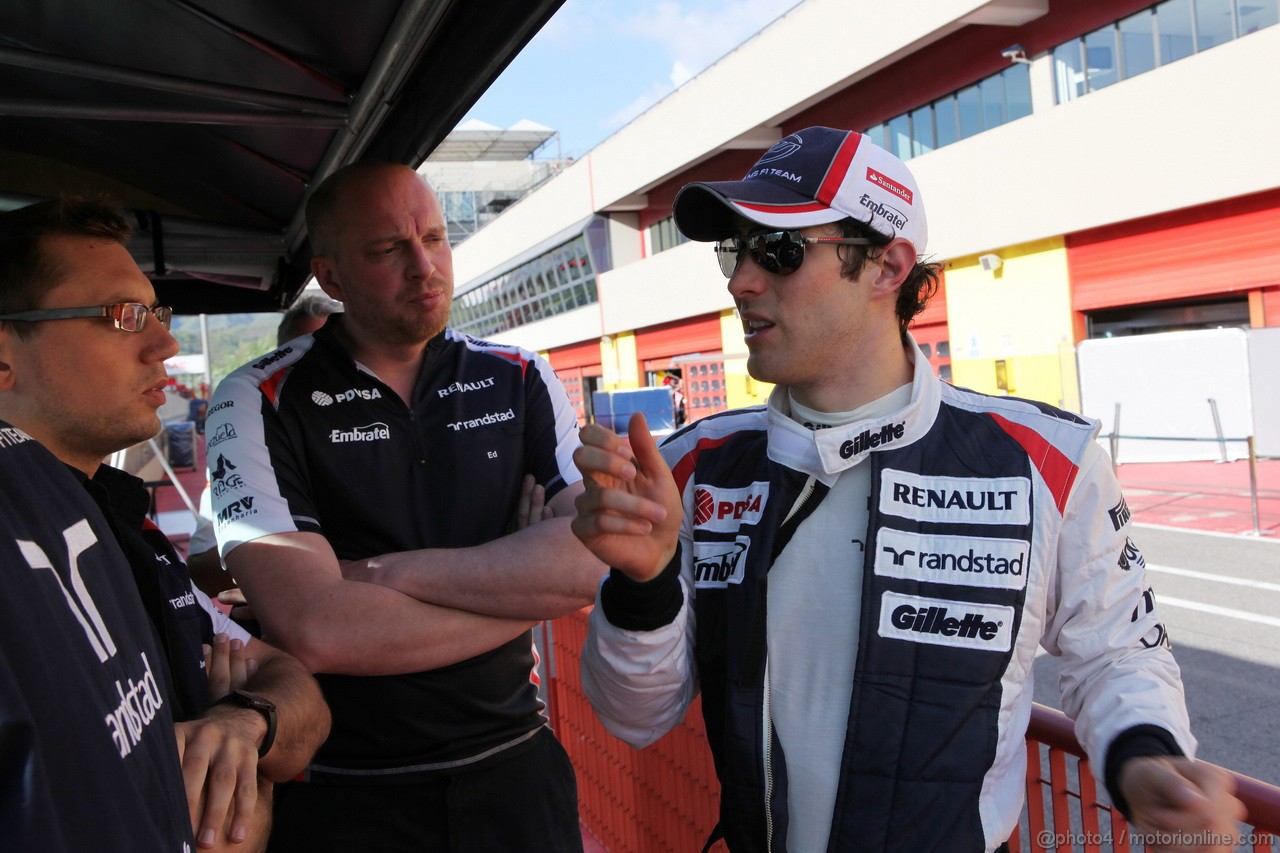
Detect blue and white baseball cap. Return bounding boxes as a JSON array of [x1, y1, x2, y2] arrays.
[[673, 126, 928, 254]]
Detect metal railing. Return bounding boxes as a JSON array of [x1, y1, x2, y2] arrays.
[[1014, 703, 1280, 852], [1107, 400, 1270, 536]]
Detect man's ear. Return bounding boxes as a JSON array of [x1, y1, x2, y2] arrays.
[[871, 240, 917, 298], [311, 256, 343, 302], [0, 329, 17, 392]]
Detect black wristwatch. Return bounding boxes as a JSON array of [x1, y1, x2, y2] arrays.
[[214, 689, 277, 758]]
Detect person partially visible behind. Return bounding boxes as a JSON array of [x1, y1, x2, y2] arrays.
[[186, 293, 341, 599], [0, 196, 331, 852], [572, 126, 1244, 852]]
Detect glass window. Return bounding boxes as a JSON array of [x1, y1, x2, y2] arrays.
[[980, 75, 1005, 129], [863, 123, 887, 148], [1119, 9, 1157, 78], [1239, 0, 1278, 33], [957, 84, 983, 138], [1157, 0, 1196, 63], [919, 342, 932, 358], [936, 340, 950, 358], [933, 95, 959, 148], [1003, 65, 1032, 121], [888, 114, 911, 160], [910, 105, 934, 157], [1084, 25, 1119, 92], [939, 365, 953, 382], [1195, 0, 1236, 49], [1053, 40, 1086, 102]]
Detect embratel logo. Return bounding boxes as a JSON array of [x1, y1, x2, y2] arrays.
[[206, 422, 236, 450], [839, 421, 905, 459], [330, 422, 391, 443], [877, 592, 1014, 652], [874, 528, 1029, 590], [692, 537, 751, 588], [859, 195, 908, 231], [252, 347, 292, 371], [438, 377, 496, 398], [866, 167, 914, 204], [880, 470, 1030, 525], [692, 482, 769, 532], [1109, 497, 1132, 531]]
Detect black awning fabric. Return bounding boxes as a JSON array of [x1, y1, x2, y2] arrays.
[[0, 0, 564, 314]]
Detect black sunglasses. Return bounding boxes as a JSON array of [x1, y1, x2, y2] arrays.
[[714, 230, 874, 278]]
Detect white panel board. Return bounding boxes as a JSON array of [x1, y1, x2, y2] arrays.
[[1077, 329, 1252, 462], [1248, 327, 1280, 458]]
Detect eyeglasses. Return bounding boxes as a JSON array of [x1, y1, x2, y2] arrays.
[[714, 229, 874, 278], [0, 302, 173, 332]]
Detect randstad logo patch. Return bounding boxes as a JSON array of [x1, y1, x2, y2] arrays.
[[878, 592, 1013, 652], [874, 528, 1029, 591], [692, 537, 750, 588], [880, 470, 1030, 525], [693, 482, 769, 531]]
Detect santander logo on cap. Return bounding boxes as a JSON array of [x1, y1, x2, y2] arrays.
[[866, 167, 913, 205]]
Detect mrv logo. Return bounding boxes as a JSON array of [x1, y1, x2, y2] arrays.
[[693, 482, 769, 532], [692, 537, 750, 588], [880, 470, 1030, 525], [330, 422, 391, 443], [878, 592, 1013, 652], [839, 421, 904, 459], [874, 528, 1029, 590]]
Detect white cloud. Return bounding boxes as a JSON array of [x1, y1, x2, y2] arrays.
[[623, 0, 801, 86]]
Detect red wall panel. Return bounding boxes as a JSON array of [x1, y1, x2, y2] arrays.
[[1067, 190, 1280, 312], [549, 338, 604, 371], [635, 313, 723, 362]]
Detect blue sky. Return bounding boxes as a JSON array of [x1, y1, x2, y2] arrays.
[[461, 0, 802, 161]]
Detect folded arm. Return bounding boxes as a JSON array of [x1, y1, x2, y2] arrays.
[[225, 530, 535, 675], [340, 479, 605, 620]]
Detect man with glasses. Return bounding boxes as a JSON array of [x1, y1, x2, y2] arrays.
[[572, 127, 1242, 852], [204, 162, 602, 850], [0, 197, 330, 852]]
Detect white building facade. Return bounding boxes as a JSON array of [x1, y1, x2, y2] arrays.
[[449, 0, 1280, 426]]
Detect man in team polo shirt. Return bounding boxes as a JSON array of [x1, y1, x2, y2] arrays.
[[206, 162, 604, 850], [571, 126, 1243, 852], [0, 197, 330, 851]]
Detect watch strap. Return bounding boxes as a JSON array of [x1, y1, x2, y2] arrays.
[[214, 689, 277, 759]]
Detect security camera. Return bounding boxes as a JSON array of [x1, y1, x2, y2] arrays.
[[979, 253, 1003, 272], [1001, 44, 1030, 65]]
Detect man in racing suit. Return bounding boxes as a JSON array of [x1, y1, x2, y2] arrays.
[[206, 162, 605, 850], [572, 127, 1243, 852]]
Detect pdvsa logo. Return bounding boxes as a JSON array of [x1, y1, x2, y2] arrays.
[[692, 537, 750, 588], [206, 423, 236, 450], [252, 347, 292, 371], [330, 422, 391, 443], [874, 528, 1029, 591], [877, 592, 1013, 652], [312, 391, 334, 406], [692, 482, 769, 531]]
